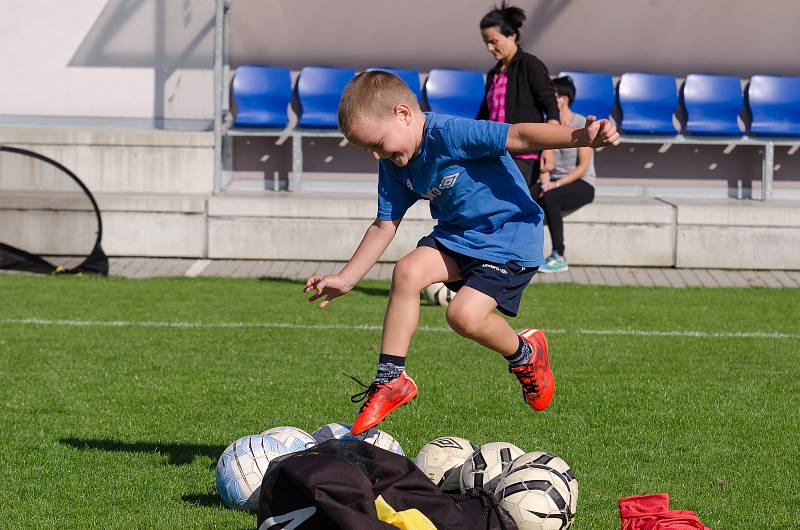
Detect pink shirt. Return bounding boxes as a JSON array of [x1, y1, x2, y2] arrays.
[[486, 72, 538, 160]]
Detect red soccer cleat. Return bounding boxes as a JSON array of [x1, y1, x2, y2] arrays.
[[350, 372, 418, 435], [510, 329, 554, 411]]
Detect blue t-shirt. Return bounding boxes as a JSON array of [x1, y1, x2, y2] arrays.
[[377, 112, 544, 267]]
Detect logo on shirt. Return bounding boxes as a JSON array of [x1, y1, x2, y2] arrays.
[[419, 172, 461, 201]]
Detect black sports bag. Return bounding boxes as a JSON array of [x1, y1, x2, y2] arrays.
[[257, 439, 517, 530]]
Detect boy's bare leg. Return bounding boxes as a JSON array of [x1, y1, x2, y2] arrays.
[[443, 286, 519, 355], [380, 246, 460, 357], [446, 286, 555, 412], [351, 246, 459, 434]]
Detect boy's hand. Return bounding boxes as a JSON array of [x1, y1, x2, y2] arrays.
[[305, 274, 352, 308], [583, 115, 620, 148]]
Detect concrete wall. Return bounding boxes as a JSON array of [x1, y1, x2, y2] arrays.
[[0, 0, 214, 124], [230, 0, 800, 77]]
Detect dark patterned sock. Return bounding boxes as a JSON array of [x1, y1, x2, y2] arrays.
[[504, 336, 532, 367], [375, 353, 406, 383]]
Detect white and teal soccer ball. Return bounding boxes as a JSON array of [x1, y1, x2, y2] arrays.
[[494, 464, 574, 530], [422, 282, 455, 307], [215, 434, 288, 511], [312, 422, 405, 456], [503, 451, 578, 520], [261, 426, 316, 453], [414, 436, 479, 491], [460, 442, 525, 494]]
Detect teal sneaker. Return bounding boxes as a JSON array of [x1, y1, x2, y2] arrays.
[[539, 253, 569, 273]]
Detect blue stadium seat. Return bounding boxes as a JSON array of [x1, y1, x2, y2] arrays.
[[559, 71, 615, 119], [232, 66, 292, 128], [424, 69, 485, 118], [618, 73, 678, 134], [683, 74, 743, 136], [296, 66, 356, 128], [748, 75, 800, 137], [366, 67, 422, 102]]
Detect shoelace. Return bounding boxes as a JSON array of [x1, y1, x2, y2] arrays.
[[345, 374, 385, 412], [511, 364, 541, 394]]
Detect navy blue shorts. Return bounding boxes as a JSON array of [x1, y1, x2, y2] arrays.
[[417, 235, 537, 317]]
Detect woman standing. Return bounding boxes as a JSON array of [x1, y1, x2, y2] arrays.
[[477, 2, 560, 189]]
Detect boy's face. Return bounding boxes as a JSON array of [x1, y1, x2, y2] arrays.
[[347, 104, 420, 167]]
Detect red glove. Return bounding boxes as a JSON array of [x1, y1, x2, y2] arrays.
[[619, 494, 710, 530]]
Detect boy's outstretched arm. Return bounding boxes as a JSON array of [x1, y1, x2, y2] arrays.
[[507, 115, 621, 152], [305, 219, 400, 308]]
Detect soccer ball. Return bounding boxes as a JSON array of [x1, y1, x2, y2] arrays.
[[312, 422, 405, 456], [504, 451, 578, 519], [261, 426, 316, 453], [414, 436, 478, 491], [215, 434, 288, 511], [422, 282, 455, 307], [494, 464, 574, 530], [311, 422, 352, 443], [459, 442, 525, 494]]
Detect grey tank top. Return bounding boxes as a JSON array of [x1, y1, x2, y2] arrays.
[[550, 113, 596, 186]]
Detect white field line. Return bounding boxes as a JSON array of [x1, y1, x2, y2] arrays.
[[0, 318, 799, 340]]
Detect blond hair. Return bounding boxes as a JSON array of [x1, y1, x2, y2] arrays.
[[337, 71, 420, 139]]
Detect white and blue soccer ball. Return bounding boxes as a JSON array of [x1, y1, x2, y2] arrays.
[[460, 442, 525, 494], [311, 422, 352, 443], [261, 426, 316, 453], [414, 436, 479, 491], [502, 451, 578, 521], [494, 463, 575, 530], [215, 434, 288, 511], [312, 422, 405, 456]]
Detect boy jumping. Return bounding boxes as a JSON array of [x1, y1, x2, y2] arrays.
[[305, 71, 619, 435]]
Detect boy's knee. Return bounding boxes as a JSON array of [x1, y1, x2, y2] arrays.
[[392, 257, 427, 291], [445, 303, 483, 337]]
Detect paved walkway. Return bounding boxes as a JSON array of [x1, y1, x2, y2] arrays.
[[12, 257, 793, 288]]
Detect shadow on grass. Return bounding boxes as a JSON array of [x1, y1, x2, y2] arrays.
[[182, 492, 225, 508], [60, 437, 225, 466], [258, 275, 391, 298]]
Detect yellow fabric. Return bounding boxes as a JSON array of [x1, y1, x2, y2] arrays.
[[374, 495, 438, 530]]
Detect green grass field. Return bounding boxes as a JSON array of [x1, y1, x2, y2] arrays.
[[1, 274, 798, 529]]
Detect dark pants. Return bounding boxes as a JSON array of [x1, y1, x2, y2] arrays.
[[512, 157, 541, 191], [530, 179, 595, 257]]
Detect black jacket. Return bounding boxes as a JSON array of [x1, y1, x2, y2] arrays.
[[477, 49, 559, 127]]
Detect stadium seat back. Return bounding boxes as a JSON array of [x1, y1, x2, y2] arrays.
[[232, 66, 292, 128], [683, 74, 744, 136], [618, 73, 678, 134], [297, 66, 356, 128], [559, 71, 615, 119], [424, 69, 485, 118], [748, 75, 800, 137], [366, 67, 422, 102]]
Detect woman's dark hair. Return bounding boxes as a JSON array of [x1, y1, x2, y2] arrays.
[[552, 76, 576, 106], [480, 1, 527, 40]]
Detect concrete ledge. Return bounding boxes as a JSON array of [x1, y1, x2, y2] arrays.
[[209, 217, 436, 261], [208, 194, 676, 265], [0, 192, 207, 213], [208, 191, 432, 220], [667, 198, 800, 269], [566, 196, 674, 224], [0, 127, 213, 147], [668, 198, 800, 227], [0, 127, 214, 194]]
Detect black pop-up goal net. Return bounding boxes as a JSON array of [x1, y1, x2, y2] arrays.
[[0, 146, 108, 275]]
